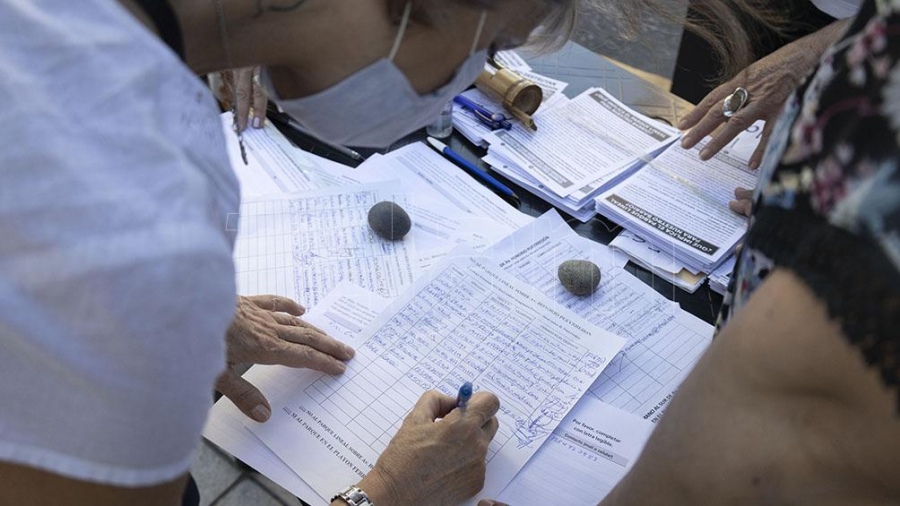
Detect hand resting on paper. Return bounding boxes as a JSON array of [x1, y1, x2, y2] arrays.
[[209, 65, 269, 132], [340, 390, 501, 506], [217, 295, 355, 422], [678, 19, 850, 170]]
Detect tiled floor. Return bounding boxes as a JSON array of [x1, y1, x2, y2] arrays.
[[191, 6, 687, 505], [192, 440, 304, 506]]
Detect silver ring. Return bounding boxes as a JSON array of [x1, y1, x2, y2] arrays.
[[722, 87, 750, 117]]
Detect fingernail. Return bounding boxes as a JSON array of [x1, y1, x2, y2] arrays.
[[748, 159, 759, 170], [677, 119, 688, 129], [251, 404, 271, 422], [252, 117, 263, 129], [334, 361, 347, 373], [699, 147, 712, 160], [681, 136, 692, 148], [344, 345, 356, 358]]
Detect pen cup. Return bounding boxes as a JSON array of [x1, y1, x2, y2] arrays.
[[426, 101, 454, 138]]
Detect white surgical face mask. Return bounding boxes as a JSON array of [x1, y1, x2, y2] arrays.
[[266, 2, 488, 148]]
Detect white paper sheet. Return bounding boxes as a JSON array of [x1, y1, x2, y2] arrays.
[[484, 88, 679, 198], [202, 282, 391, 506], [486, 211, 714, 419], [354, 142, 532, 234], [497, 396, 654, 504], [249, 254, 626, 505], [230, 182, 420, 307], [220, 112, 358, 197], [595, 139, 756, 272]]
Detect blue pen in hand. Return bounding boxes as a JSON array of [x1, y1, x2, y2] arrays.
[[456, 382, 473, 410], [427, 137, 520, 208]]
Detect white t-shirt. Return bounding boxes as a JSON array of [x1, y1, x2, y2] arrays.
[[0, 0, 239, 487], [810, 0, 862, 19]]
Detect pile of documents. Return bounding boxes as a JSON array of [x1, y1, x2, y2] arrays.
[[203, 113, 717, 505], [482, 87, 680, 222]]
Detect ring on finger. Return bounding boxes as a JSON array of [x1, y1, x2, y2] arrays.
[[722, 87, 750, 118]]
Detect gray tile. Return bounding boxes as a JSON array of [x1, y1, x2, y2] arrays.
[[212, 479, 288, 506], [249, 473, 303, 505], [191, 441, 243, 506]]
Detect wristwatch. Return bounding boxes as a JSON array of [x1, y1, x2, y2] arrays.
[[331, 485, 374, 506]]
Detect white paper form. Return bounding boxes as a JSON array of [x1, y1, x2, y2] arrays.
[[249, 254, 626, 504], [484, 88, 679, 198], [202, 282, 391, 506], [356, 142, 532, 233], [220, 113, 358, 197], [492, 50, 532, 72], [596, 139, 757, 271], [497, 396, 655, 505], [486, 211, 714, 419], [230, 182, 419, 307]]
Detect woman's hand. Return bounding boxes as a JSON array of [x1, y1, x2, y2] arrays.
[[729, 187, 754, 217], [352, 390, 501, 506], [208, 66, 269, 132], [679, 19, 850, 169], [216, 295, 355, 422]]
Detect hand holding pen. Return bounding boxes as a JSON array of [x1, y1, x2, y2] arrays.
[[356, 388, 500, 504]]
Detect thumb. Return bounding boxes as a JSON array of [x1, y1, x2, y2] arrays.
[[478, 500, 509, 506], [215, 369, 271, 423]]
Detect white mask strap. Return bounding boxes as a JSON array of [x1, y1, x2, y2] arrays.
[[470, 10, 487, 55], [388, 1, 413, 61]]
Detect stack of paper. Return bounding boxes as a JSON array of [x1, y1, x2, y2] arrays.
[[482, 87, 680, 222], [609, 229, 707, 293], [594, 140, 757, 273], [708, 255, 736, 295]]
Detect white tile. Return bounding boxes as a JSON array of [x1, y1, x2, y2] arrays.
[[191, 441, 243, 506]]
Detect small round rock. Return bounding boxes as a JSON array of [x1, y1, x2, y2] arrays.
[[368, 201, 412, 241], [557, 259, 601, 296]]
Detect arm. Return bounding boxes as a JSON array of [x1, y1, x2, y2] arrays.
[[679, 18, 852, 169], [0, 466, 187, 506], [599, 269, 900, 505]]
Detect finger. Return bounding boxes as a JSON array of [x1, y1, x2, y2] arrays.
[[250, 67, 268, 129], [477, 500, 509, 506], [264, 342, 348, 374], [234, 67, 254, 132], [271, 312, 301, 326], [219, 71, 236, 110], [729, 199, 753, 217], [748, 120, 775, 170], [245, 294, 305, 315], [678, 82, 734, 131], [215, 369, 271, 422], [279, 326, 355, 360], [680, 104, 727, 151], [482, 416, 500, 441], [445, 391, 500, 426], [734, 187, 754, 200], [405, 390, 458, 424], [697, 105, 761, 160]]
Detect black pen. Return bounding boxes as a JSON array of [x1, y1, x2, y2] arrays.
[[426, 137, 520, 207], [267, 109, 364, 161]]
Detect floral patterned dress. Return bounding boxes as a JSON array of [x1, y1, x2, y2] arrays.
[[718, 0, 900, 404]]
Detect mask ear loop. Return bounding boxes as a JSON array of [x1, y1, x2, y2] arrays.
[[470, 10, 487, 55], [388, 1, 413, 61]]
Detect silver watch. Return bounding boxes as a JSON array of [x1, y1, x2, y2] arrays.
[[332, 485, 374, 506]]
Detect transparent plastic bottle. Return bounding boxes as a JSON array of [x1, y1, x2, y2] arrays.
[[426, 101, 454, 138]]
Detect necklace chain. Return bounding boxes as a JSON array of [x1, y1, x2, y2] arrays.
[[212, 0, 248, 164]]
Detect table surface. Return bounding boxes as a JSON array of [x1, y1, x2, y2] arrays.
[[273, 41, 725, 325]]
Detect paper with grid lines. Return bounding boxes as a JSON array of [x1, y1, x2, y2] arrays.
[[249, 254, 625, 504]]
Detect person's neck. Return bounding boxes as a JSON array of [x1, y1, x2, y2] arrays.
[[118, 0, 312, 75]]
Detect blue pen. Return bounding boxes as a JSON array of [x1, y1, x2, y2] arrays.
[[456, 382, 473, 410], [453, 95, 512, 131], [426, 137, 520, 207]]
